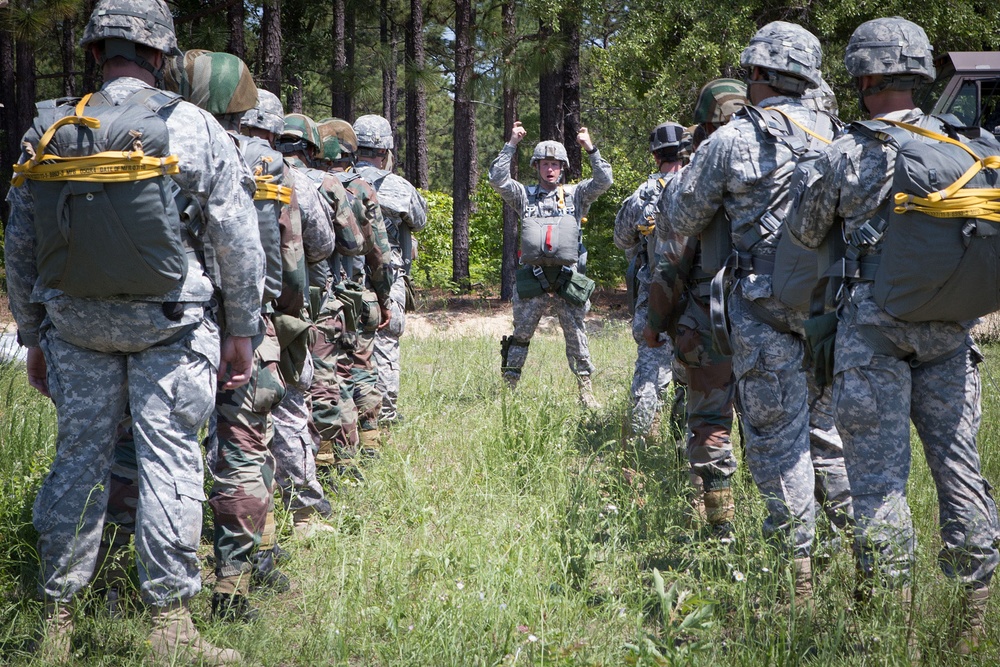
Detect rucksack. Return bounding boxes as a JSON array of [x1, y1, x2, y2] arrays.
[[520, 184, 580, 266], [13, 89, 188, 298], [852, 118, 1000, 322], [239, 135, 289, 306]]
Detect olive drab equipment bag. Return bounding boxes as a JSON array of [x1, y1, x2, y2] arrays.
[[520, 184, 580, 266], [12, 90, 188, 298], [852, 119, 1000, 322]]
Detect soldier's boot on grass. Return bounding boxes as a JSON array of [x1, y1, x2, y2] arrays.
[[149, 600, 242, 666], [703, 485, 735, 542], [36, 600, 74, 663], [792, 557, 814, 609], [359, 425, 382, 462], [251, 547, 290, 594], [502, 371, 520, 391], [211, 575, 259, 623], [955, 585, 989, 655], [577, 375, 601, 410], [291, 506, 337, 540]]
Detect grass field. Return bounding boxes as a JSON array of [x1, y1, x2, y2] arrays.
[[0, 313, 999, 666]]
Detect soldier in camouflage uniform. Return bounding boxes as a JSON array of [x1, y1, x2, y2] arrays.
[[489, 122, 613, 408], [661, 22, 853, 601], [644, 84, 746, 534], [613, 123, 688, 442], [353, 114, 429, 425], [787, 17, 999, 650], [6, 1, 260, 662], [318, 118, 395, 458]]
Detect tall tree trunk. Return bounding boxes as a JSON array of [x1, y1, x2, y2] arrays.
[[61, 19, 75, 97], [288, 74, 303, 114], [452, 0, 476, 286], [260, 0, 282, 96], [227, 0, 246, 60], [345, 0, 356, 120], [404, 0, 428, 187], [380, 0, 399, 132], [331, 0, 350, 119], [560, 11, 582, 181], [15, 39, 35, 150], [499, 0, 518, 301], [0, 28, 16, 225], [538, 19, 562, 142]]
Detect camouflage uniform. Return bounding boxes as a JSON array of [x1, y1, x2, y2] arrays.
[[787, 105, 1000, 585], [488, 143, 613, 382], [663, 31, 852, 557], [6, 76, 264, 606], [613, 172, 679, 438]]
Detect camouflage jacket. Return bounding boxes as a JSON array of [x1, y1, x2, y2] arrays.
[[334, 169, 393, 306]]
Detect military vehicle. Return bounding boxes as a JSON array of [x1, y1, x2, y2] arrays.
[[918, 51, 1000, 135]]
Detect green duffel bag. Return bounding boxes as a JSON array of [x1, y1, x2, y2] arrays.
[[558, 270, 596, 307]]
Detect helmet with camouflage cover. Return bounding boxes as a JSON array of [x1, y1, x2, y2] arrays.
[[648, 122, 692, 160], [529, 140, 570, 170], [740, 21, 823, 95], [354, 114, 394, 150], [692, 78, 747, 125], [177, 50, 258, 116], [80, 0, 181, 56], [801, 76, 839, 115], [844, 17, 935, 88], [241, 89, 285, 136], [281, 113, 322, 150], [318, 118, 359, 156]]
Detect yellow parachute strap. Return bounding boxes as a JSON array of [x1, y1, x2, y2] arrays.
[[637, 176, 667, 235], [254, 177, 292, 205], [557, 184, 566, 212], [765, 107, 832, 145], [878, 119, 1000, 221], [11, 93, 179, 187]]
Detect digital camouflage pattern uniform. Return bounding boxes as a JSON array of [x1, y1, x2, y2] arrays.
[[613, 172, 681, 439], [664, 83, 853, 558], [6, 76, 264, 607], [787, 105, 1000, 587], [488, 143, 613, 383]]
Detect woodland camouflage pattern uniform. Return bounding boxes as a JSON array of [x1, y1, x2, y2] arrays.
[[354, 114, 429, 424], [787, 17, 999, 595], [6, 65, 263, 625], [488, 141, 613, 387], [663, 22, 852, 567]]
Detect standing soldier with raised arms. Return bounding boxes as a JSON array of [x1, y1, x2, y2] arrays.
[[6, 0, 262, 662], [787, 17, 1000, 652], [490, 122, 613, 408]]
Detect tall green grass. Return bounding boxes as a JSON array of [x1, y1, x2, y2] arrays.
[[0, 326, 998, 665]]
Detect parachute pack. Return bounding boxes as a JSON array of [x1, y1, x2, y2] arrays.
[[12, 89, 188, 298], [239, 135, 290, 306], [850, 118, 1000, 322], [520, 184, 580, 267]]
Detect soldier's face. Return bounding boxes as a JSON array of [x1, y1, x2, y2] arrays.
[[537, 159, 562, 184]]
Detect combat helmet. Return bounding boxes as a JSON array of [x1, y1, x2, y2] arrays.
[[354, 114, 394, 150], [318, 118, 359, 156], [845, 17, 935, 91], [801, 76, 839, 115], [241, 89, 286, 136], [740, 21, 823, 95], [279, 113, 322, 156], [80, 0, 181, 78], [692, 78, 747, 125], [648, 122, 692, 161], [179, 51, 258, 117], [529, 140, 570, 170]]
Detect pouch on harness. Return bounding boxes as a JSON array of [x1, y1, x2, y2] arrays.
[[520, 184, 580, 266], [13, 90, 187, 298], [854, 119, 1000, 322]]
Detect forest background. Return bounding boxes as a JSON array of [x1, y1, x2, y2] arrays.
[[2, 0, 1000, 297]]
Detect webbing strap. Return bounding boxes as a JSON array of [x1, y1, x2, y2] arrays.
[[765, 107, 833, 146], [709, 252, 737, 356], [253, 177, 292, 204], [12, 92, 180, 187]]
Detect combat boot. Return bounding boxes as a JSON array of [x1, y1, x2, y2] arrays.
[[955, 585, 989, 655], [502, 371, 520, 390], [35, 600, 74, 663], [702, 486, 734, 542], [211, 575, 258, 623], [250, 547, 290, 594], [148, 600, 242, 666], [577, 375, 601, 410], [291, 507, 336, 540], [359, 427, 382, 461], [792, 557, 814, 606]]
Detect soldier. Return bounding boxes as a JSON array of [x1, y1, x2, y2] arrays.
[[661, 22, 852, 601], [644, 82, 746, 536], [353, 114, 428, 425], [6, 0, 262, 663], [613, 123, 688, 443], [318, 118, 395, 458], [787, 17, 1000, 651], [489, 122, 613, 408]]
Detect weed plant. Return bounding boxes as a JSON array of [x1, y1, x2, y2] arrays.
[[0, 326, 998, 664]]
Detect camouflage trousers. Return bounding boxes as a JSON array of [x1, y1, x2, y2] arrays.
[[505, 290, 596, 377], [204, 318, 285, 581], [311, 293, 359, 465], [673, 296, 738, 490], [833, 284, 999, 585], [350, 325, 382, 431], [272, 355, 329, 515], [629, 282, 676, 437], [34, 301, 218, 606], [729, 281, 853, 557], [374, 274, 408, 422]]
